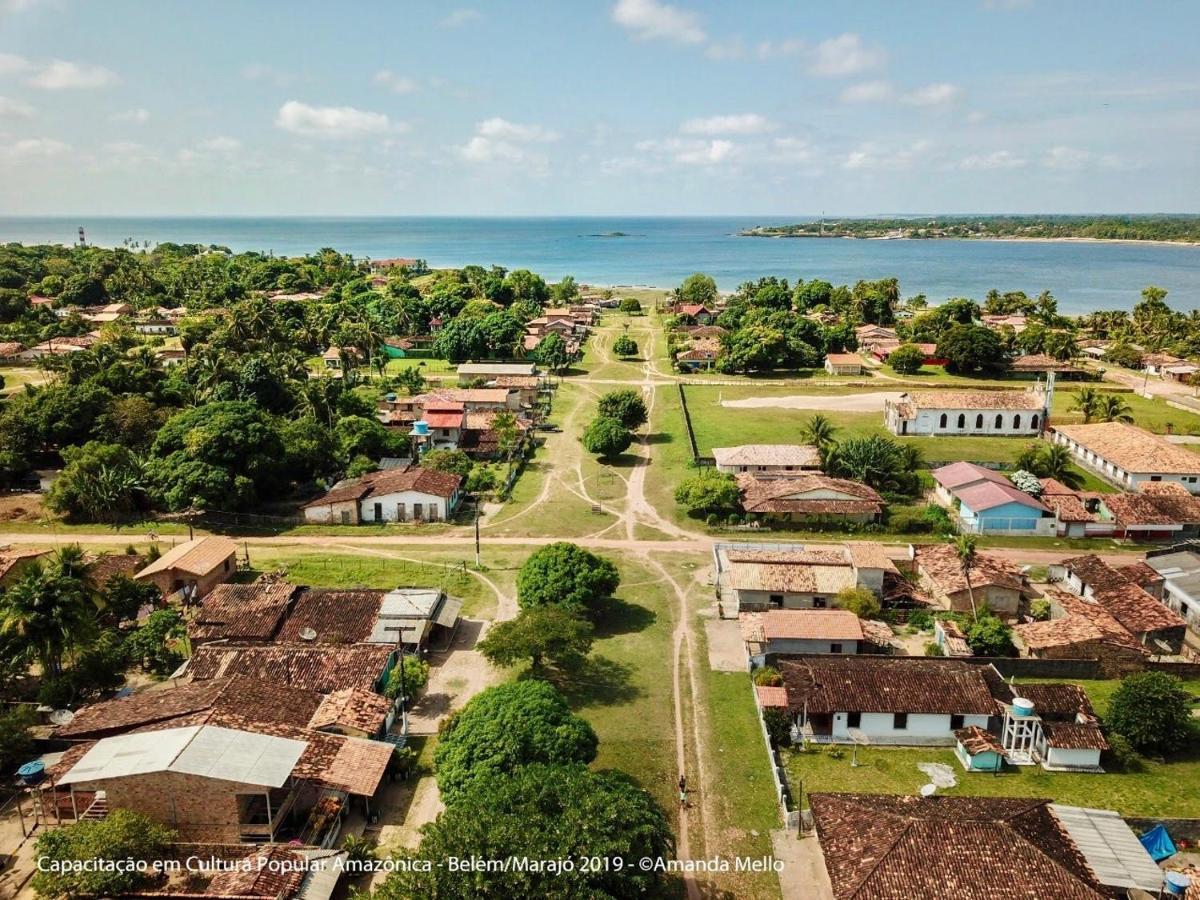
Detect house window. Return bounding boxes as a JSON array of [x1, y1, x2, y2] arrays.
[[830, 642, 843, 654], [956, 414, 965, 429], [769, 594, 784, 609], [1013, 414, 1021, 430], [975, 414, 983, 429], [950, 714, 965, 730], [847, 712, 861, 728], [1031, 414, 1039, 430], [893, 713, 908, 730], [1151, 475, 1162, 482], [939, 413, 947, 428], [224, 559, 230, 572], [995, 413, 1003, 429], [441, 428, 450, 437], [813, 597, 827, 608]]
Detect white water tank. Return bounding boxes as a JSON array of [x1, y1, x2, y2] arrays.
[[1011, 697, 1035, 717]]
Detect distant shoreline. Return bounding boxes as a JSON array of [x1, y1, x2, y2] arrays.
[[742, 232, 1200, 248]]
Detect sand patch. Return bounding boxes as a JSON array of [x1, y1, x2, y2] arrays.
[[721, 391, 903, 412]]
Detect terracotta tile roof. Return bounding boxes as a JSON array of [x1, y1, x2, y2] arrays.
[[190, 581, 298, 642], [678, 304, 713, 317], [932, 461, 1010, 491], [674, 324, 727, 338], [955, 725, 1004, 755], [1014, 683, 1096, 719], [1010, 354, 1084, 373], [319, 734, 394, 796], [1042, 720, 1108, 751], [859, 619, 896, 648], [308, 688, 392, 735], [1040, 491, 1097, 523], [752, 609, 865, 641], [274, 588, 386, 643], [1116, 561, 1164, 586], [0, 547, 49, 581], [1102, 491, 1200, 527], [956, 480, 1049, 514], [755, 685, 789, 708], [1039, 477, 1078, 496], [904, 389, 1045, 412], [914, 544, 1026, 595], [777, 657, 999, 715], [54, 677, 326, 739], [187, 643, 392, 693], [712, 444, 821, 468], [1143, 352, 1185, 367], [724, 552, 857, 595], [137, 537, 237, 579], [423, 410, 465, 429], [85, 552, 146, 584], [938, 618, 973, 656], [303, 466, 461, 507], [1016, 588, 1148, 654], [491, 374, 541, 388], [1054, 422, 1200, 475], [737, 474, 884, 517], [0, 341, 25, 356], [825, 353, 863, 365], [1092, 581, 1185, 635], [203, 844, 307, 898], [844, 542, 898, 571], [1062, 555, 1128, 590], [809, 793, 1105, 900]]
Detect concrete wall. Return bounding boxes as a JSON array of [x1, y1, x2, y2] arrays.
[[766, 638, 859, 655], [142, 557, 235, 599], [736, 589, 837, 611], [1044, 746, 1102, 769], [304, 499, 360, 525], [1054, 431, 1200, 494], [359, 488, 457, 522], [889, 406, 1041, 437], [830, 711, 989, 743], [940, 585, 1022, 618]]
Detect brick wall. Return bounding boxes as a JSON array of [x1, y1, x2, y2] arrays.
[[73, 771, 250, 842]]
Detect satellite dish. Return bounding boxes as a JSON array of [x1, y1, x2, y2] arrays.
[[299, 627, 318, 641], [919, 783, 937, 798], [49, 709, 75, 726]]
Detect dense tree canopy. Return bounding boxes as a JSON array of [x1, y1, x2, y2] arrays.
[[1107, 671, 1194, 755], [433, 680, 599, 802], [516, 542, 620, 611], [581, 415, 632, 459], [478, 606, 594, 670], [597, 389, 648, 429]]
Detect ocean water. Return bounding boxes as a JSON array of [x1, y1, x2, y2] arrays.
[[2, 216, 1199, 314]]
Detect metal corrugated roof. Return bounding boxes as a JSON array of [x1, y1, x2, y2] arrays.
[[57, 724, 306, 788], [1051, 804, 1163, 893]]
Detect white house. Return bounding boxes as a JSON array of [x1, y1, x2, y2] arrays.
[[303, 466, 462, 525], [713, 542, 897, 613], [824, 353, 864, 376], [1052, 421, 1200, 494], [712, 444, 821, 475], [776, 656, 996, 745], [885, 389, 1046, 437], [740, 609, 865, 661]]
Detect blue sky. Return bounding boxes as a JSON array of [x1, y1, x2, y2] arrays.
[[0, 0, 1197, 216]]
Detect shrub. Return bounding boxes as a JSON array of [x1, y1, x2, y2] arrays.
[[1030, 599, 1052, 621], [384, 655, 430, 699], [1104, 732, 1142, 772], [1107, 671, 1193, 755], [612, 335, 638, 357], [907, 610, 933, 632], [618, 297, 642, 314], [834, 586, 881, 619], [753, 666, 783, 687], [965, 615, 1016, 657], [924, 641, 945, 657], [675, 469, 740, 517], [762, 708, 792, 748]]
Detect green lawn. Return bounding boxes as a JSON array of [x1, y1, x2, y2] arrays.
[[243, 547, 501, 619], [784, 741, 1200, 817]]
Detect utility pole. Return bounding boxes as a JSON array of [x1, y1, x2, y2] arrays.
[[474, 503, 481, 569]]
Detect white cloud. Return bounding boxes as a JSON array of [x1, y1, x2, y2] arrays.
[[704, 38, 745, 61], [241, 63, 292, 87], [112, 107, 150, 124], [0, 95, 34, 117], [440, 8, 483, 27], [26, 59, 118, 90], [959, 150, 1027, 170], [808, 33, 885, 78], [755, 38, 806, 59], [680, 113, 773, 135], [0, 136, 68, 160], [0, 52, 30, 74], [374, 70, 418, 94], [611, 0, 705, 44], [840, 80, 894, 103], [1041, 145, 1124, 171], [458, 117, 560, 165], [843, 139, 931, 171], [198, 136, 241, 153], [275, 100, 396, 138], [634, 136, 737, 166], [771, 137, 816, 164], [902, 82, 963, 107]]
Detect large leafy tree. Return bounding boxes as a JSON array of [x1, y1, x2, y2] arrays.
[[32, 810, 175, 900], [581, 416, 632, 459], [374, 765, 671, 900], [517, 542, 620, 611], [478, 606, 594, 671], [1107, 671, 1193, 755], [432, 317, 487, 362], [677, 272, 718, 305], [597, 389, 648, 429], [937, 324, 1010, 375], [433, 680, 598, 802], [533, 332, 571, 373], [45, 441, 146, 523], [824, 435, 917, 494], [674, 469, 739, 517]]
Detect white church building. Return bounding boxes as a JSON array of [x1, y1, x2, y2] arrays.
[[885, 387, 1049, 437]]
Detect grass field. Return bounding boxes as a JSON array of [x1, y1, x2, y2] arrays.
[[784, 739, 1200, 817]]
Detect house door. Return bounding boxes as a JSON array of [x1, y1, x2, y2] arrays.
[[396, 502, 406, 522], [340, 510, 351, 525], [373, 502, 383, 522], [414, 502, 424, 521], [427, 505, 439, 522]]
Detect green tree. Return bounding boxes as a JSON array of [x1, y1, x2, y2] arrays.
[[582, 415, 632, 459], [799, 412, 839, 453], [597, 389, 648, 429], [533, 332, 572, 374], [503, 269, 550, 307], [478, 606, 594, 670], [1104, 342, 1143, 369], [491, 410, 521, 460], [1094, 393, 1134, 423], [612, 334, 639, 357], [887, 343, 926, 375], [432, 317, 487, 362], [384, 655, 430, 699], [433, 680, 598, 802], [674, 469, 740, 517], [965, 614, 1015, 656], [618, 297, 642, 315], [421, 448, 473, 478], [0, 554, 97, 677], [834, 586, 881, 619], [374, 764, 671, 899], [32, 810, 175, 900], [517, 542, 620, 611], [1069, 386, 1100, 423], [937, 324, 1010, 375], [1107, 671, 1193, 755], [824, 435, 915, 494], [678, 272, 718, 305], [0, 705, 36, 774], [125, 608, 185, 674], [45, 441, 146, 523]]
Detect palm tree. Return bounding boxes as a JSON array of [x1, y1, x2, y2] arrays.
[[1069, 386, 1100, 423], [1036, 443, 1084, 490], [800, 413, 839, 453], [824, 435, 907, 493], [0, 559, 97, 677], [952, 534, 980, 622], [1095, 393, 1134, 424]]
